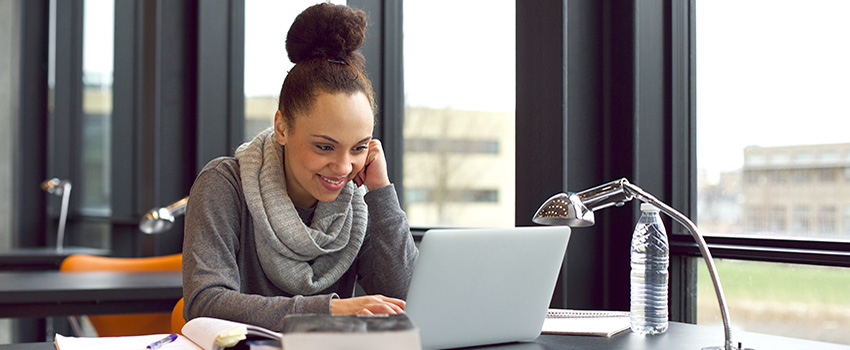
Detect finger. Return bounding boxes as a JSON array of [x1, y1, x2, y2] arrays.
[[357, 308, 374, 315], [387, 302, 405, 314], [372, 296, 405, 314], [368, 140, 383, 162], [364, 303, 400, 315], [378, 295, 406, 309]]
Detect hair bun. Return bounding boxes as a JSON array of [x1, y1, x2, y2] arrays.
[[286, 3, 367, 64]]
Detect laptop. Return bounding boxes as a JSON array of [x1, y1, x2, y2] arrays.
[[404, 226, 571, 349]]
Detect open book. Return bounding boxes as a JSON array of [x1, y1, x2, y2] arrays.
[[55, 314, 420, 350], [541, 309, 631, 337]]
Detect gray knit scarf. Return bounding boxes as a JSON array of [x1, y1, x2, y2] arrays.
[[235, 127, 367, 295]]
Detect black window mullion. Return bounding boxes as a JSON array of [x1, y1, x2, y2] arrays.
[[669, 0, 697, 324], [110, 0, 142, 256], [196, 0, 244, 172], [15, 0, 50, 249], [516, 0, 567, 310]]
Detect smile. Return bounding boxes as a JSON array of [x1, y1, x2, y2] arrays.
[[319, 175, 344, 185]]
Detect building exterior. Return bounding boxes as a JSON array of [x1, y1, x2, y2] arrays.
[[741, 143, 850, 239], [403, 106, 514, 228], [701, 143, 850, 240]]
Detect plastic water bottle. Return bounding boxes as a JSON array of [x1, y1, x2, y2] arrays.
[[630, 203, 669, 335]]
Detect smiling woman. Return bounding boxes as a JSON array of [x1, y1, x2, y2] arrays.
[[182, 2, 419, 332]]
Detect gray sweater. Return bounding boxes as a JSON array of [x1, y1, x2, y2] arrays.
[[182, 157, 419, 331]]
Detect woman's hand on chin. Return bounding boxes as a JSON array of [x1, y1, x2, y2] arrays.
[[354, 139, 391, 190]]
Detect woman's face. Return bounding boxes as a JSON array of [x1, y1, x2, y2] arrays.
[[275, 91, 374, 208]]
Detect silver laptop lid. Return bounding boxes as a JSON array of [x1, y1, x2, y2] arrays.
[[405, 226, 571, 349]]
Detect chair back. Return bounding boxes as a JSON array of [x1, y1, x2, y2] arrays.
[[171, 297, 186, 334], [59, 253, 182, 337]]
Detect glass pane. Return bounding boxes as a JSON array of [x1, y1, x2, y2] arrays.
[[696, 0, 850, 242], [243, 0, 346, 142], [698, 259, 850, 345], [403, 1, 515, 227], [81, 0, 113, 217]]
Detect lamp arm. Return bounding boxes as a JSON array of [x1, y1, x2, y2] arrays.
[[166, 197, 189, 216], [622, 182, 733, 350], [56, 182, 72, 252]]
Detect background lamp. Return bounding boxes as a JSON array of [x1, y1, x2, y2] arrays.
[[533, 178, 746, 350], [40, 178, 72, 252], [139, 196, 188, 234]]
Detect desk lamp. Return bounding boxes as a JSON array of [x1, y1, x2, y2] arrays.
[[533, 178, 749, 350], [139, 196, 188, 234], [41, 178, 72, 252]]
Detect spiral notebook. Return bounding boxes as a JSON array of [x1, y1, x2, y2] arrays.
[[541, 309, 631, 337]]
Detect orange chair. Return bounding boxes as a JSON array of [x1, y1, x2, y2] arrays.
[[59, 253, 182, 337], [171, 297, 186, 334]]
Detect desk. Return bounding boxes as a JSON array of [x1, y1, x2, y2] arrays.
[[2, 322, 848, 350], [0, 270, 182, 318], [0, 247, 110, 271]]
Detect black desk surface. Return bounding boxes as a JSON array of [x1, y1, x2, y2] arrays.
[[0, 270, 182, 318], [1, 322, 848, 350], [0, 247, 110, 271]]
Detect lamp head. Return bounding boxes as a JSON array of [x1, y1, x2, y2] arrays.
[[40, 178, 72, 196], [532, 192, 595, 226], [139, 197, 188, 234], [532, 178, 634, 227], [139, 207, 177, 234]]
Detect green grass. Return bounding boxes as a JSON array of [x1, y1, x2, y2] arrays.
[[697, 259, 850, 307], [695, 259, 850, 344]]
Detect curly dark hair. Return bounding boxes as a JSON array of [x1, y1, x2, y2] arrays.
[[278, 3, 376, 128]]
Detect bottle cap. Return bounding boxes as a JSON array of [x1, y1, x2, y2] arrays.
[[640, 203, 660, 212]]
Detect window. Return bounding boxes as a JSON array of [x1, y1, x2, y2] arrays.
[[697, 0, 850, 344], [697, 0, 850, 241], [403, 0, 515, 227], [243, 0, 346, 142], [81, 0, 114, 216]]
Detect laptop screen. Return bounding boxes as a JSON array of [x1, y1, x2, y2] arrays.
[[404, 226, 571, 349]]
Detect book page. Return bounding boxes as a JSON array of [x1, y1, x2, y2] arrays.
[[54, 333, 202, 350], [182, 317, 248, 349], [182, 317, 282, 350]]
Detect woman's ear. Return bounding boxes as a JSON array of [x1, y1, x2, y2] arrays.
[[274, 110, 287, 146]]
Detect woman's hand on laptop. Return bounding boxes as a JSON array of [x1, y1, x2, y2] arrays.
[[331, 295, 405, 315]]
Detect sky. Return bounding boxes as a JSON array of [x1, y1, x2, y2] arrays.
[[696, 0, 850, 181]]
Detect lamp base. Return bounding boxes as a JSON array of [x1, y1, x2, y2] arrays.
[[702, 345, 754, 350]]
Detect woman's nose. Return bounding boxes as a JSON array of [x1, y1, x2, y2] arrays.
[[330, 153, 354, 175]]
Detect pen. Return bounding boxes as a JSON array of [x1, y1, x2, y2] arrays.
[[146, 333, 178, 350]]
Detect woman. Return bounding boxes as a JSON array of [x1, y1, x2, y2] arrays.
[[182, 3, 418, 331]]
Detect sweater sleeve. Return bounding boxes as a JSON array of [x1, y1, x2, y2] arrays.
[[182, 158, 335, 332], [356, 184, 419, 299]]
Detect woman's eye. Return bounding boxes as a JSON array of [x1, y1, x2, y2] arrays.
[[353, 145, 368, 152], [316, 145, 333, 152]]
